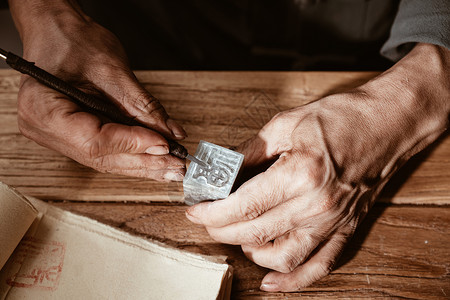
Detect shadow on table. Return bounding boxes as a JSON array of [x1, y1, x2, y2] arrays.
[[336, 131, 448, 268], [380, 131, 448, 203]]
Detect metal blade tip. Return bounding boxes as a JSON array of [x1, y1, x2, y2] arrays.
[[187, 154, 207, 167]]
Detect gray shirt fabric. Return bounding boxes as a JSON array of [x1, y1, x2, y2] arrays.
[[381, 0, 450, 62]]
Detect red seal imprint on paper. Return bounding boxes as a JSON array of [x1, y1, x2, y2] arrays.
[[6, 237, 66, 291]]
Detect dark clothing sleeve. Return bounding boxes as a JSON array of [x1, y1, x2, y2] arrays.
[[381, 0, 450, 61]]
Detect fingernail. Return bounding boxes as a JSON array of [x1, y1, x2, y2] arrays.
[[260, 282, 279, 292], [166, 118, 187, 139], [145, 145, 169, 155], [164, 172, 184, 181]]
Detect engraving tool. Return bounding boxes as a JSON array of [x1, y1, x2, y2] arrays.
[[0, 47, 206, 166]]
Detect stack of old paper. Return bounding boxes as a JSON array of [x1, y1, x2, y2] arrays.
[[0, 182, 232, 299]]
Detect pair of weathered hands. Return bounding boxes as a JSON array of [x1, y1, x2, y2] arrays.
[[10, 0, 449, 292]]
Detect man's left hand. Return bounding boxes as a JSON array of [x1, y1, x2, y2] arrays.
[[186, 43, 449, 292]]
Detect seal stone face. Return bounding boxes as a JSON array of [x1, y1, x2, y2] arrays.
[[183, 141, 244, 206]]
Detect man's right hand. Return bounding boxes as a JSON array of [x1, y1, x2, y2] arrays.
[[9, 0, 187, 180]]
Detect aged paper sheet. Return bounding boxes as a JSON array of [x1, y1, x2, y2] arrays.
[[0, 183, 37, 270], [0, 183, 232, 299]]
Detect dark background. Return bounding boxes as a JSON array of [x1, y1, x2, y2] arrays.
[[1, 0, 398, 70]]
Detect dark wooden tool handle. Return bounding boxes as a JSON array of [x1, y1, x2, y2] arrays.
[[6, 51, 187, 159]]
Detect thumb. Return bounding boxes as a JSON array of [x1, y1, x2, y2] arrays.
[[186, 150, 303, 228]]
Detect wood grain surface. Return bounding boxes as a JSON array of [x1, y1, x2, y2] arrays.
[[1, 69, 449, 299], [0, 70, 448, 204], [53, 202, 450, 299]]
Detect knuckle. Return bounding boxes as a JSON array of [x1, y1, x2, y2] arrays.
[[318, 191, 338, 214], [238, 200, 262, 221], [153, 171, 167, 181], [84, 139, 102, 159], [17, 118, 32, 139], [126, 127, 146, 151], [89, 57, 110, 75], [148, 170, 169, 181], [346, 219, 359, 235], [276, 251, 301, 273], [89, 155, 110, 173], [153, 156, 170, 169], [17, 93, 37, 129], [246, 224, 270, 246], [16, 93, 59, 142], [301, 155, 327, 190], [90, 60, 127, 81], [132, 92, 166, 119], [317, 261, 334, 278], [297, 156, 342, 213], [293, 262, 332, 291]]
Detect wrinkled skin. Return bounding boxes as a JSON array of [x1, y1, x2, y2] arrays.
[[10, 0, 187, 180], [187, 43, 449, 291]]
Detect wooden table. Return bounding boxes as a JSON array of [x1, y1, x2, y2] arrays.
[[1, 70, 449, 299]]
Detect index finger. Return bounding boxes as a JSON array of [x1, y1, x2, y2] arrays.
[[185, 154, 303, 227], [87, 69, 187, 140]]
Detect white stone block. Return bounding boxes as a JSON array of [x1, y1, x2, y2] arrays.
[[183, 141, 244, 206]]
